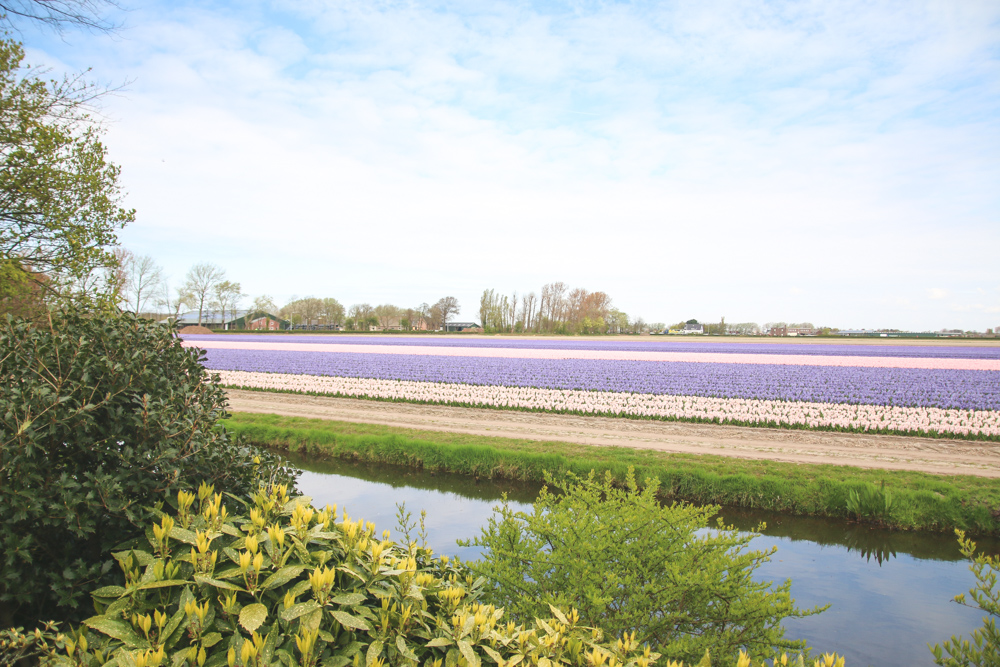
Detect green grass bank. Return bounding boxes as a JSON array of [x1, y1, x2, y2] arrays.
[[225, 411, 1000, 536]]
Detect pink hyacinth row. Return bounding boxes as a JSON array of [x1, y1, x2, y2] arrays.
[[216, 370, 1000, 438], [188, 340, 1000, 372]]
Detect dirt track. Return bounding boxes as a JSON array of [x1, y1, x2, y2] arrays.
[[226, 389, 1000, 478]]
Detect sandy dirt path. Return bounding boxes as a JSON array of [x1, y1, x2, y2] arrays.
[[226, 389, 1000, 478]]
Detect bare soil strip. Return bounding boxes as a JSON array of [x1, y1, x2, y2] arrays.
[[226, 389, 1000, 478]]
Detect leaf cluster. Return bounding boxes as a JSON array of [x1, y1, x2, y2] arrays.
[[930, 530, 1000, 666], [0, 36, 134, 310], [59, 483, 665, 667], [463, 470, 825, 664], [0, 310, 296, 626]]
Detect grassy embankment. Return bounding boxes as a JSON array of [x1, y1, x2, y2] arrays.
[[226, 411, 1000, 535]]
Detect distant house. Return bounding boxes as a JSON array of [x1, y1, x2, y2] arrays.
[[370, 317, 430, 332], [770, 326, 819, 337]]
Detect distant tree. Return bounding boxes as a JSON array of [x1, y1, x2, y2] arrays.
[[434, 296, 460, 330], [686, 319, 699, 325], [249, 294, 277, 316], [156, 283, 193, 324], [414, 303, 431, 330], [181, 263, 225, 326], [374, 303, 401, 329], [730, 322, 762, 336], [320, 297, 345, 326], [117, 250, 163, 315], [212, 280, 244, 329], [347, 303, 374, 330], [281, 297, 325, 326]]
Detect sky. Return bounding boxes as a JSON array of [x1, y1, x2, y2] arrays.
[[16, 0, 1000, 330]]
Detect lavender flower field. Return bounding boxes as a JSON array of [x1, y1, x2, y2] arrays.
[[183, 335, 1000, 439]]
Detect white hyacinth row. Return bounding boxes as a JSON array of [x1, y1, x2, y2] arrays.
[[216, 370, 1000, 439]]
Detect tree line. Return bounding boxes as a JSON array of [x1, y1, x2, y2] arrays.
[[479, 282, 661, 335], [110, 253, 464, 331]]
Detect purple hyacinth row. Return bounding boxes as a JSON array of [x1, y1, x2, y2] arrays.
[[199, 348, 1000, 410], [183, 334, 1000, 360]]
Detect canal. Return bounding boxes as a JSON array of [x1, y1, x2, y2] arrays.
[[283, 451, 999, 667]]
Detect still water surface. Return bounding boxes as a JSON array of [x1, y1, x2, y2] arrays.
[[283, 451, 999, 667]]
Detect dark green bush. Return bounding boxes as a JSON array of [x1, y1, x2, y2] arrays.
[[0, 311, 296, 626]]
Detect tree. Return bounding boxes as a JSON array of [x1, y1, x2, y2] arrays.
[[117, 249, 163, 315], [249, 294, 277, 317], [464, 470, 820, 663], [0, 311, 296, 626], [0, 0, 122, 33], [211, 279, 243, 329], [320, 297, 345, 326], [374, 303, 401, 329], [181, 263, 224, 326], [156, 283, 192, 324], [0, 37, 134, 310], [434, 296, 460, 330]]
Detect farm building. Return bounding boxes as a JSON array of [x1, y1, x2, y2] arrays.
[[770, 326, 819, 337], [165, 310, 290, 331], [668, 322, 704, 335], [444, 321, 482, 332]]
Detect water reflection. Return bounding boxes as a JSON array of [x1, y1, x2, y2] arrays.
[[286, 451, 999, 563], [283, 452, 1000, 667]]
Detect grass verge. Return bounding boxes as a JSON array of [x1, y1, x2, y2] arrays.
[[226, 411, 1000, 535]]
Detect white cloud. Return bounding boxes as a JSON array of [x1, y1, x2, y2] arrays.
[[18, 0, 1000, 330]]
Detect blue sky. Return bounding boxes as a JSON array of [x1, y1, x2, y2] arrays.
[[18, 0, 1000, 330]]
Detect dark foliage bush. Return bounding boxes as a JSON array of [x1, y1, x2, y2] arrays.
[[0, 311, 297, 626]]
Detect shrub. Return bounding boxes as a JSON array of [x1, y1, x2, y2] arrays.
[[0, 311, 296, 626], [68, 482, 664, 667], [930, 530, 1000, 666], [462, 469, 824, 664]]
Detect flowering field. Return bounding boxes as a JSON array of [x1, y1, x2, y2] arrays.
[[183, 335, 1000, 439]]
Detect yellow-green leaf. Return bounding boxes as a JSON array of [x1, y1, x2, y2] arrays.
[[239, 603, 268, 633], [395, 636, 418, 662], [457, 640, 480, 667], [330, 610, 371, 632]]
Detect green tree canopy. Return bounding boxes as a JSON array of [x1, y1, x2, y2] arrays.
[[0, 36, 133, 311]]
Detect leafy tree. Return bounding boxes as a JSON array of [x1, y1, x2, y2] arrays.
[[931, 530, 1000, 666], [320, 297, 345, 326], [0, 37, 134, 310], [0, 311, 296, 626], [463, 469, 821, 663]]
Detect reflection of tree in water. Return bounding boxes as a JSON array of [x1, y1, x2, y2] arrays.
[[843, 525, 898, 565]]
